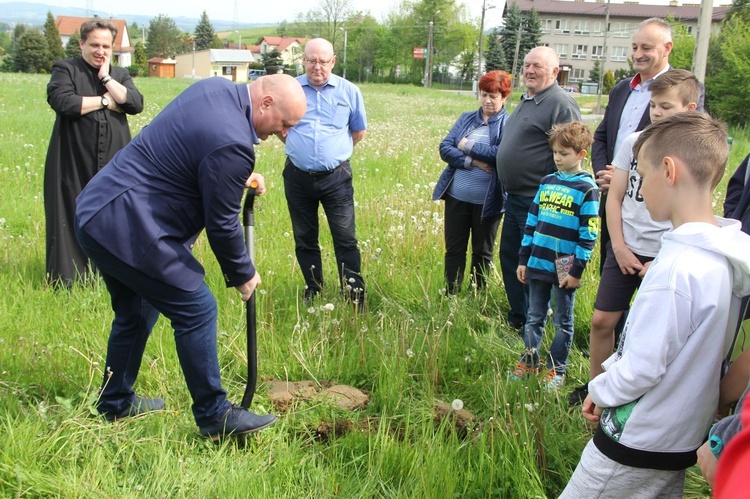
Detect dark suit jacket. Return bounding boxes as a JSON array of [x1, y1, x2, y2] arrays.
[[76, 77, 258, 291], [593, 71, 705, 174]]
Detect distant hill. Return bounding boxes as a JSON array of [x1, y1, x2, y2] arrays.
[[0, 2, 275, 32]]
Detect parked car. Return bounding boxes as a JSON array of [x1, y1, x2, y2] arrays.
[[248, 69, 267, 80]]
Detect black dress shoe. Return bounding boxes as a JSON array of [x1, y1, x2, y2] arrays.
[[200, 405, 277, 442], [104, 395, 166, 421]]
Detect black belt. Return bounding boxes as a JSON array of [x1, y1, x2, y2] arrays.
[[288, 158, 348, 177]]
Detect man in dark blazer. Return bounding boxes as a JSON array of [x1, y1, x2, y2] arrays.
[[74, 74, 307, 441]]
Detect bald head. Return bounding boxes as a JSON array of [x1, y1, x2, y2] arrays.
[[249, 74, 307, 140], [523, 46, 560, 96], [303, 38, 336, 88]]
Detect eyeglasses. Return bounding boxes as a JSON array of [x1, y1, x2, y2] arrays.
[[304, 58, 332, 66]]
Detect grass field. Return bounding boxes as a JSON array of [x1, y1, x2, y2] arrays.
[[0, 73, 747, 497]]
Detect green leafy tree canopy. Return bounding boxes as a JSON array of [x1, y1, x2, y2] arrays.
[[43, 11, 65, 70], [146, 14, 184, 58]]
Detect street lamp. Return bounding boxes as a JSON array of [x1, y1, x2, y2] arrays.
[[339, 27, 348, 80], [476, 0, 496, 98], [234, 30, 242, 50]]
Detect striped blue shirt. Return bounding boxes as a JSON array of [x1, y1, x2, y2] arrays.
[[447, 125, 492, 205], [519, 170, 600, 282]]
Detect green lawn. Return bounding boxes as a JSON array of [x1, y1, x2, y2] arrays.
[[1, 73, 746, 497]]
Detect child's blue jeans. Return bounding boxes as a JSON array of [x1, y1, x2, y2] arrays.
[[520, 277, 576, 375]]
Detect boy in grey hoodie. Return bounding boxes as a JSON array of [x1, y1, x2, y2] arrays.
[[560, 113, 750, 498]]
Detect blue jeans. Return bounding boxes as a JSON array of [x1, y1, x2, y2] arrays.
[[499, 194, 534, 325], [283, 159, 364, 297], [520, 278, 576, 375], [75, 219, 231, 427]]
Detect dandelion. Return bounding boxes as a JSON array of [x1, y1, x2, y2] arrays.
[[406, 348, 414, 358], [307, 307, 315, 314], [451, 399, 464, 411], [323, 303, 334, 311], [524, 403, 534, 412]]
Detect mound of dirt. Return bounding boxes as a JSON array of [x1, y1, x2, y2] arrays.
[[266, 380, 370, 412]]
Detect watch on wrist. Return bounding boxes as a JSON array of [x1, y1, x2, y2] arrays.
[[100, 75, 112, 85], [101, 96, 110, 109]]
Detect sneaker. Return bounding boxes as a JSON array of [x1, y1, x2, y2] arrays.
[[103, 395, 165, 421], [568, 383, 589, 406], [509, 362, 538, 381], [200, 405, 277, 442], [544, 371, 566, 390]]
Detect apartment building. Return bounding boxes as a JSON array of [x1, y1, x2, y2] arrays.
[[509, 0, 729, 87]]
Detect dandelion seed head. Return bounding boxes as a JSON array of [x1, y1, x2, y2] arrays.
[[406, 348, 414, 358], [307, 307, 316, 314], [451, 399, 464, 411]]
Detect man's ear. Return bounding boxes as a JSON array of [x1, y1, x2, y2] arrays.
[[259, 95, 274, 112], [687, 102, 698, 111]]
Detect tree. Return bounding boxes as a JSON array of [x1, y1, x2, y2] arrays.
[[500, 4, 542, 78], [261, 48, 284, 74], [669, 23, 695, 70], [589, 59, 601, 83], [133, 40, 147, 67], [65, 30, 81, 58], [706, 15, 750, 126], [485, 27, 507, 72], [43, 11, 65, 70], [210, 35, 224, 49], [130, 21, 140, 39], [146, 14, 184, 58], [603, 69, 615, 94], [194, 10, 215, 51], [14, 29, 49, 73]]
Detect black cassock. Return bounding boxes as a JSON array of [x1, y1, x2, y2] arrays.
[[44, 57, 144, 287]]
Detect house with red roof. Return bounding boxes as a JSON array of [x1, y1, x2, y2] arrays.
[[250, 36, 308, 74], [56, 15, 134, 68]]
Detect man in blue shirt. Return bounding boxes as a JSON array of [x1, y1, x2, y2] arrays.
[[75, 74, 307, 441], [283, 38, 368, 310]]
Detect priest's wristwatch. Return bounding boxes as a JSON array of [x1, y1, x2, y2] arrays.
[[101, 96, 109, 109]]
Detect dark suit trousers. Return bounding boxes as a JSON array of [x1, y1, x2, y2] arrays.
[[283, 159, 364, 297]]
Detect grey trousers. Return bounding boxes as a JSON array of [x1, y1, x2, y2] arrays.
[[559, 440, 686, 499]]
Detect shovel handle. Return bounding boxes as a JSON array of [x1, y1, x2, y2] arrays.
[[240, 179, 259, 410]]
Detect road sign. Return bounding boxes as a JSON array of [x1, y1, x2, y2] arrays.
[[413, 47, 425, 59]]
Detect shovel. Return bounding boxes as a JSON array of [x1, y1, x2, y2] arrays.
[[240, 179, 259, 410]]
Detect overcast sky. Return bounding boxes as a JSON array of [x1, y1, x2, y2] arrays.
[[33, 0, 728, 28]]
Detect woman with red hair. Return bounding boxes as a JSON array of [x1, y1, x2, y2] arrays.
[[432, 70, 512, 294]]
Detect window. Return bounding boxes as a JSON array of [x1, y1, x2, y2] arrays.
[[611, 46, 628, 62], [570, 68, 586, 82], [574, 20, 590, 35], [613, 22, 629, 37], [555, 19, 570, 33], [541, 19, 553, 33], [591, 21, 603, 35], [554, 43, 568, 59], [591, 45, 604, 60], [572, 45, 588, 59]]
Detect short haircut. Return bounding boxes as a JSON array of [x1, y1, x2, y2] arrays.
[[479, 70, 512, 98], [636, 17, 672, 43], [633, 112, 728, 188], [649, 69, 701, 106], [80, 18, 117, 42], [548, 121, 594, 154]]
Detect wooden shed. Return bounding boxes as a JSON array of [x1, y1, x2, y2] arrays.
[[147, 57, 176, 78]]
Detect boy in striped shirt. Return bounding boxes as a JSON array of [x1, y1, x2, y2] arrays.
[[510, 121, 599, 389]]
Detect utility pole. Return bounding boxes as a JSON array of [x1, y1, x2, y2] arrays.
[[511, 23, 523, 90], [476, 0, 496, 98], [595, 0, 610, 114], [427, 21, 435, 88], [340, 27, 348, 80], [692, 0, 713, 83]]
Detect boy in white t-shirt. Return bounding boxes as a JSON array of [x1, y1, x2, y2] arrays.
[[583, 70, 701, 387]]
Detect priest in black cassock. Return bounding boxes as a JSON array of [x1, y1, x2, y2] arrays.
[[44, 18, 144, 288]]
